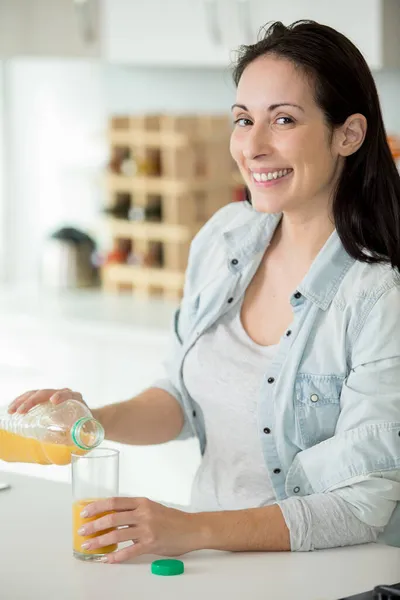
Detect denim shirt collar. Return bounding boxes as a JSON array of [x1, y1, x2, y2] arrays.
[[222, 204, 355, 311]]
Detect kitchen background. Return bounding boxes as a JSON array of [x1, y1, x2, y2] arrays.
[[1, 0, 400, 505]]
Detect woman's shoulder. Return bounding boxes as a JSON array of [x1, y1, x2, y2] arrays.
[[338, 259, 400, 319]]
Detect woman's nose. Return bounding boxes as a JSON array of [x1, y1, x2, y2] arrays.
[[242, 126, 273, 160]]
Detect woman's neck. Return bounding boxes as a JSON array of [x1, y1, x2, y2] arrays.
[[271, 212, 335, 266]]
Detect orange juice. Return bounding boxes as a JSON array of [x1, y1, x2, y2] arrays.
[[73, 499, 117, 555], [0, 428, 87, 465]]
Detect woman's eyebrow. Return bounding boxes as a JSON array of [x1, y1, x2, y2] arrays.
[[231, 102, 304, 112]]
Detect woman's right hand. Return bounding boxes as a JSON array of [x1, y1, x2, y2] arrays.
[[8, 388, 87, 415]]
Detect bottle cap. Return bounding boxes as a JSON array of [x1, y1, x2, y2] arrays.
[[151, 559, 184, 576]]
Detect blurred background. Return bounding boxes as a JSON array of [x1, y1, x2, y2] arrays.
[[1, 0, 400, 505]]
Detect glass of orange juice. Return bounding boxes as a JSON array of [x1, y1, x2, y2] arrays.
[[71, 447, 119, 561]]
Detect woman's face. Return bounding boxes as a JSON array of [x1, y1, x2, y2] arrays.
[[230, 55, 344, 217]]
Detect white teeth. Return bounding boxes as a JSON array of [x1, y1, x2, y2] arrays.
[[252, 169, 291, 182]]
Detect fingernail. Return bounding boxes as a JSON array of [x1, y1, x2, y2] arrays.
[[81, 542, 91, 549], [78, 527, 86, 535], [80, 510, 89, 518]]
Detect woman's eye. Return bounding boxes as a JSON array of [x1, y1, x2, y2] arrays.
[[275, 116, 294, 125], [233, 117, 252, 127]]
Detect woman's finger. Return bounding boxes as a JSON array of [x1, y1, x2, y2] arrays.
[[8, 390, 38, 413], [8, 388, 82, 414], [16, 389, 63, 414], [81, 525, 139, 552], [50, 389, 83, 405], [82, 497, 145, 518], [14, 389, 54, 414], [102, 541, 145, 564], [79, 510, 138, 536]]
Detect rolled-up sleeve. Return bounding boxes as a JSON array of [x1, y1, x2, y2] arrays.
[[277, 488, 385, 551], [284, 282, 400, 549], [277, 466, 400, 551]]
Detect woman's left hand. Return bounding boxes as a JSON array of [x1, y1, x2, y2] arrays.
[[77, 497, 203, 563]]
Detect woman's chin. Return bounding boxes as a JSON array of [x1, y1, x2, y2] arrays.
[[250, 196, 286, 214]]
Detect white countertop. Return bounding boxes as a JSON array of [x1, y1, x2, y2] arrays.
[[0, 284, 176, 338], [1, 471, 400, 600]]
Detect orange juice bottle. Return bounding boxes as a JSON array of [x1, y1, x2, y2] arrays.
[[73, 499, 118, 557], [0, 399, 104, 465]]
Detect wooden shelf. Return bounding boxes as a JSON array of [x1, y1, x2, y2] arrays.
[[102, 263, 185, 297], [108, 114, 232, 148], [106, 218, 200, 243], [102, 113, 245, 298], [109, 129, 230, 148], [105, 173, 237, 194]]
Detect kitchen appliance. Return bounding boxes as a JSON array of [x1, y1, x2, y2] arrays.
[[41, 227, 99, 289], [340, 582, 400, 598]]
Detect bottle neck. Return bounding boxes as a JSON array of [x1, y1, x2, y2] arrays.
[[71, 417, 104, 450]]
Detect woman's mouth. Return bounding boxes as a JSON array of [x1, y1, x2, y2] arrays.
[[251, 168, 293, 187]]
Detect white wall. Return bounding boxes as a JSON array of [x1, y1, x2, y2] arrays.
[[4, 59, 108, 284], [373, 69, 400, 132], [105, 64, 235, 114], [2, 61, 400, 285], [0, 62, 9, 282]]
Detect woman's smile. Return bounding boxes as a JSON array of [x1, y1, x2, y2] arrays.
[[250, 168, 294, 187]]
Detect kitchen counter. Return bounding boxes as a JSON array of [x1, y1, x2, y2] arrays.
[[0, 284, 177, 339], [1, 471, 400, 600]]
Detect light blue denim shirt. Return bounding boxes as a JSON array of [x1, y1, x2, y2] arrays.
[[153, 201, 400, 547]]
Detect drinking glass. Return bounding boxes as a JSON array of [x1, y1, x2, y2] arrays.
[[72, 447, 119, 561]]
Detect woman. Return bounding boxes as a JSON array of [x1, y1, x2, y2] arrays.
[[9, 20, 400, 562]]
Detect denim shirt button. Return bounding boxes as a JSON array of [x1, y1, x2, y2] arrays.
[[293, 486, 300, 493], [310, 394, 319, 403]]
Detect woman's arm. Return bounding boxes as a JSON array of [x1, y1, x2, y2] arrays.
[[92, 387, 185, 445], [75, 491, 387, 563], [194, 504, 290, 551], [193, 492, 383, 552]]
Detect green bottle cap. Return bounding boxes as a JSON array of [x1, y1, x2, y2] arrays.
[[151, 559, 184, 576]]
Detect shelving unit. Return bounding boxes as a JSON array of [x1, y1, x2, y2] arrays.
[[101, 114, 244, 299]]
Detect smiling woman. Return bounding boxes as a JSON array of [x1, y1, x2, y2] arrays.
[[6, 20, 400, 562], [231, 21, 399, 268], [230, 56, 366, 227]]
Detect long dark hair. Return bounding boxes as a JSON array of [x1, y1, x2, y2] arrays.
[[233, 21, 400, 270]]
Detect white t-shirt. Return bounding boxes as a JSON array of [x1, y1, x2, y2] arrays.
[[184, 302, 277, 511]]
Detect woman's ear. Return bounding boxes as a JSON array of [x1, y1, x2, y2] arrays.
[[336, 113, 367, 157]]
